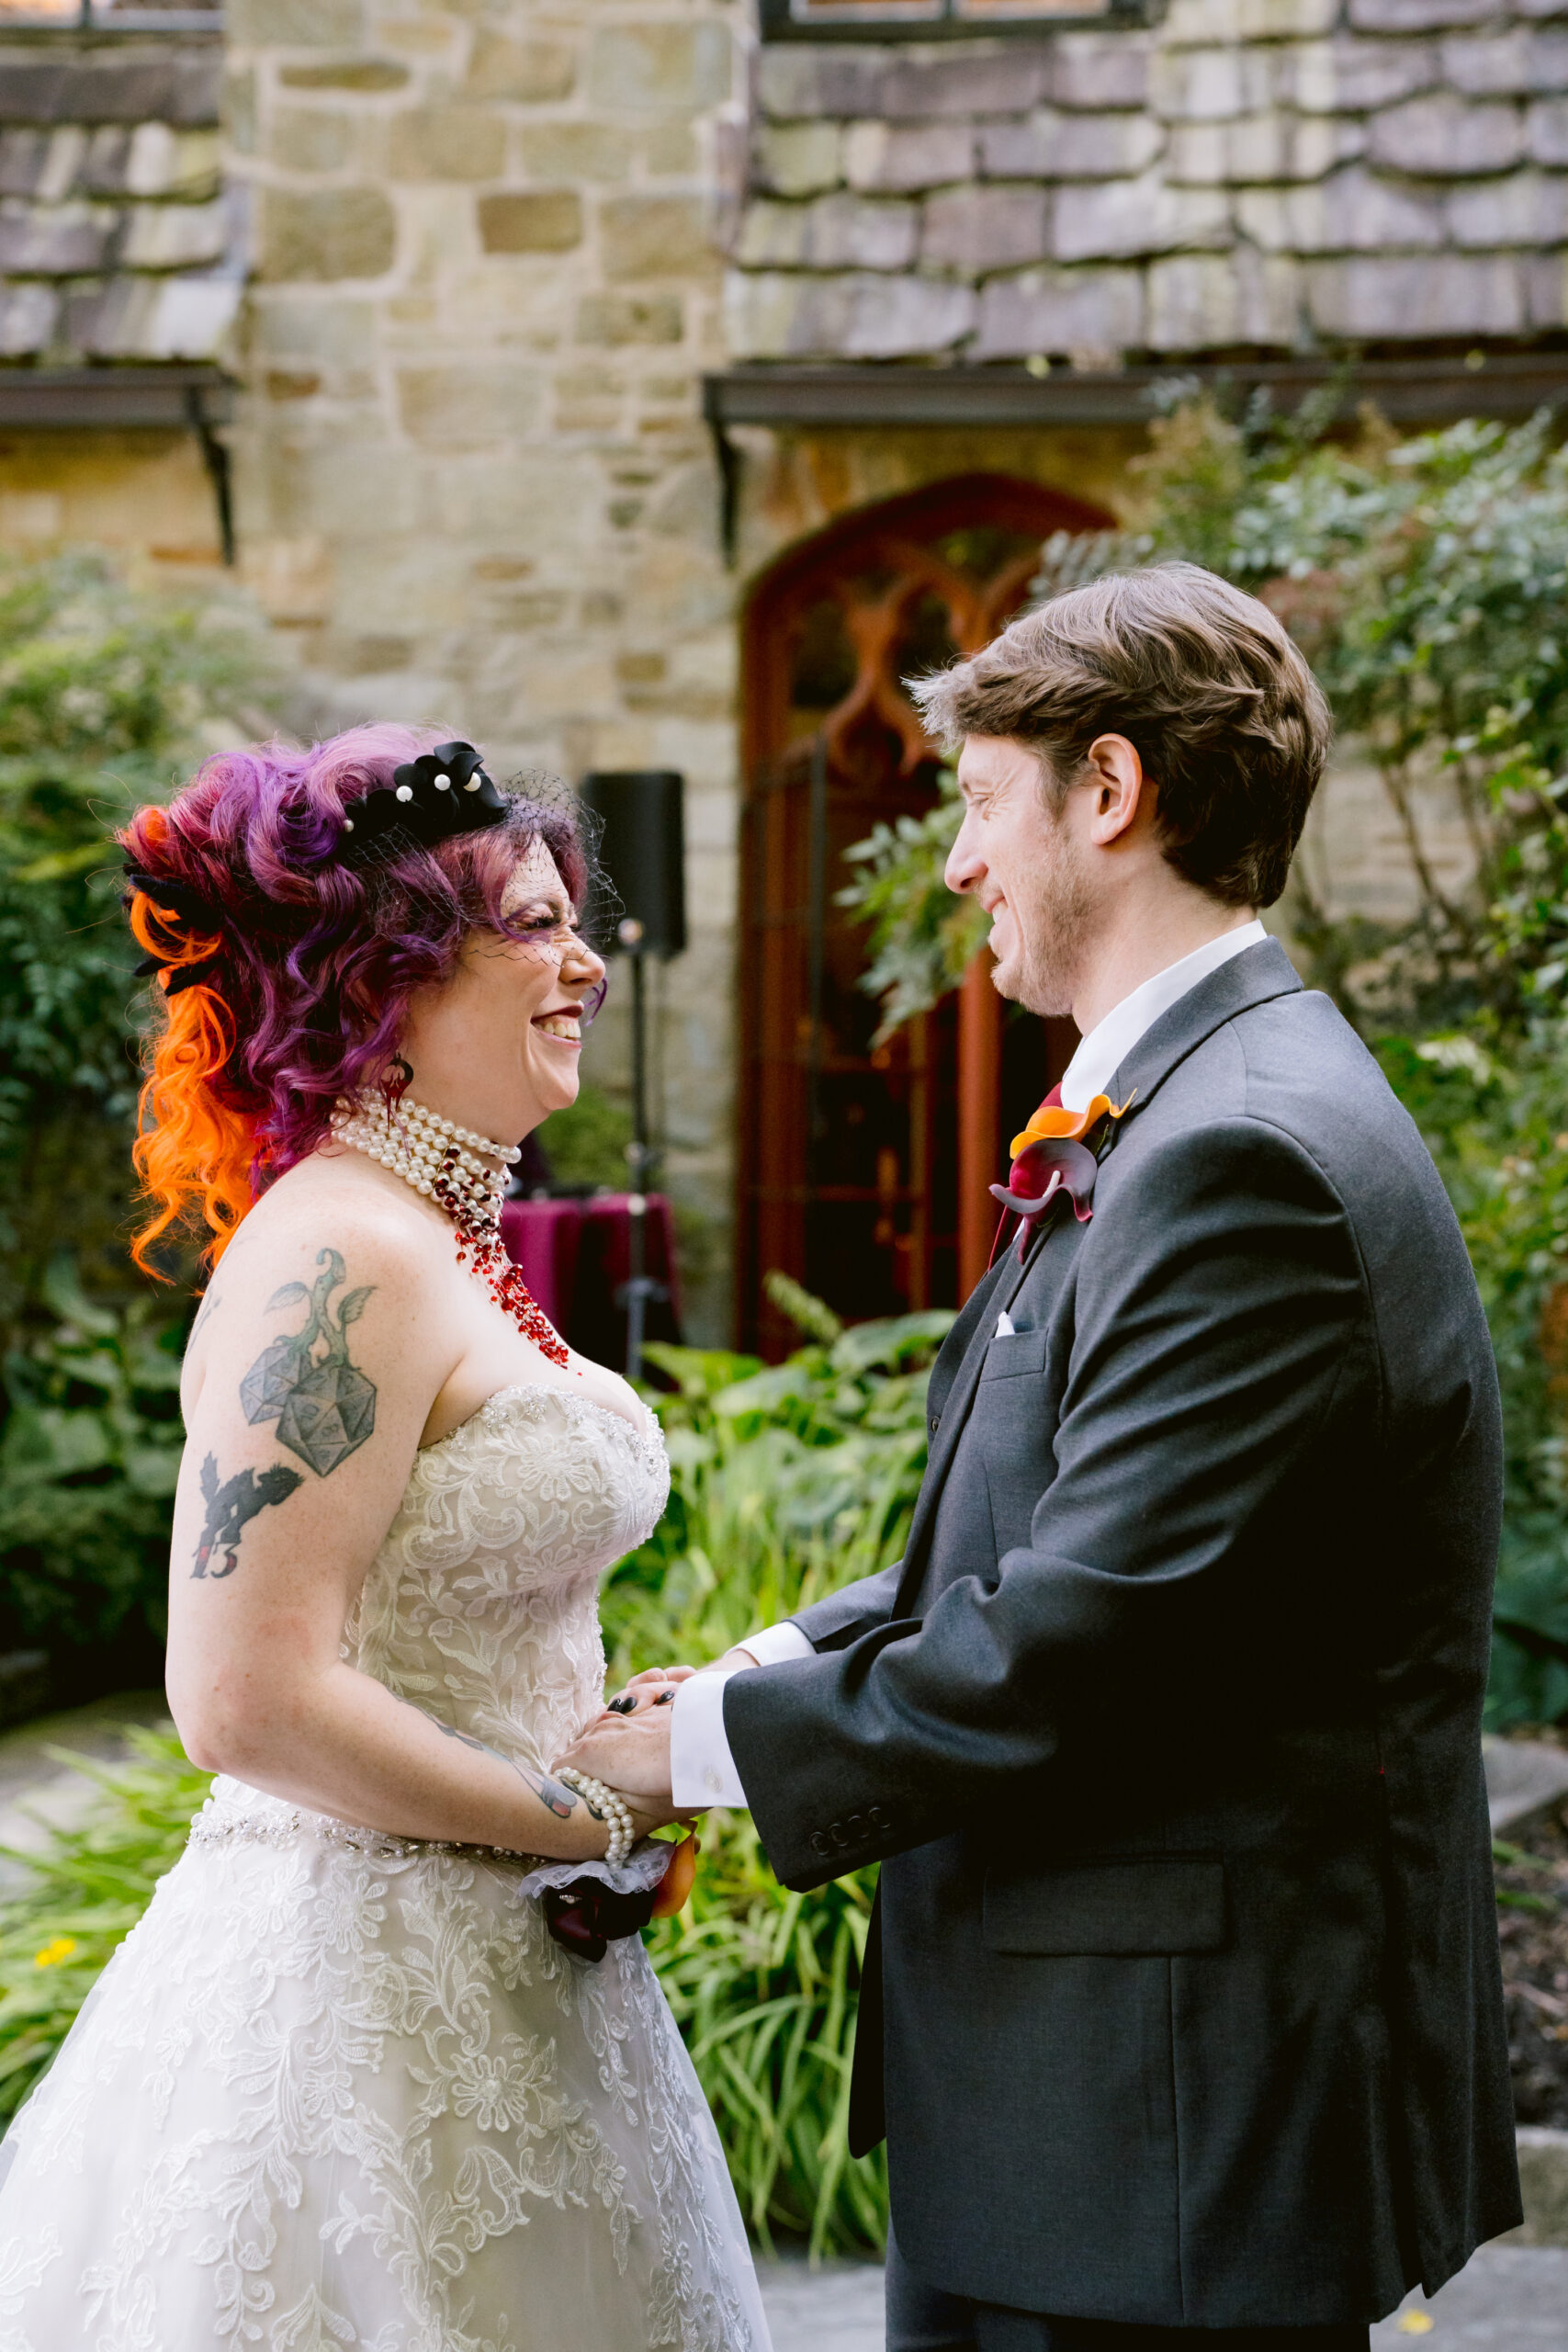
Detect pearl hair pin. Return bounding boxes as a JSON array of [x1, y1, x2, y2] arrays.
[[329, 1092, 574, 1370]]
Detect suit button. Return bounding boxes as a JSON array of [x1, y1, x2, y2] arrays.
[[929, 1414, 940, 1432], [868, 1804, 890, 1830], [810, 1831, 833, 1859], [845, 1813, 866, 1841]]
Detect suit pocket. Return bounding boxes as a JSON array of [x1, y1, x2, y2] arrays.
[[983, 1856, 1228, 1955], [978, 1329, 1049, 1381]]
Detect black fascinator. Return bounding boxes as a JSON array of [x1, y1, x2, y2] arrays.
[[337, 741, 508, 863]]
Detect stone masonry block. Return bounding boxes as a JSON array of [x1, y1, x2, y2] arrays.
[[972, 263, 1143, 360], [723, 266, 974, 359], [1523, 250, 1567, 328], [478, 191, 582, 254], [1168, 112, 1363, 184], [756, 46, 890, 122], [1449, 169, 1568, 244], [1348, 0, 1495, 25], [843, 119, 973, 193], [979, 109, 1164, 180], [1370, 91, 1525, 175], [879, 49, 1052, 119], [754, 121, 842, 198], [576, 292, 682, 344], [1237, 164, 1445, 251], [226, 0, 364, 43], [125, 123, 221, 199], [397, 366, 540, 447], [120, 196, 229, 269], [1153, 43, 1277, 121], [1283, 37, 1441, 112], [922, 184, 1050, 274], [1163, 0, 1338, 41], [0, 47, 220, 127], [738, 192, 917, 270], [1147, 250, 1302, 350], [1441, 28, 1533, 94], [277, 59, 409, 93], [0, 199, 110, 275], [1043, 32, 1153, 111], [602, 196, 715, 283], [389, 107, 505, 183], [1530, 29, 1568, 89], [1307, 251, 1523, 334], [464, 32, 575, 105], [259, 185, 395, 281], [586, 24, 731, 116], [1053, 171, 1230, 263], [0, 280, 56, 356], [1529, 99, 1568, 165], [270, 107, 354, 175], [516, 125, 631, 183]]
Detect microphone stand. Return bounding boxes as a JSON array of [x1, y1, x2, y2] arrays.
[[615, 918, 667, 1384]]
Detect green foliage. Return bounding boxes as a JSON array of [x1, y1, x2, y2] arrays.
[[536, 1080, 634, 1190], [838, 767, 987, 1039], [0, 1725, 210, 2121], [0, 551, 271, 1670], [0, 1257, 185, 1655]]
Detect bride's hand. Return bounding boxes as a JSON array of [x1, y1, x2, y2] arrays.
[[556, 1708, 680, 1814], [600, 1664, 697, 1717]]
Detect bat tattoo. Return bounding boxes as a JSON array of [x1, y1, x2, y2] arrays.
[[240, 1247, 377, 1477], [191, 1452, 304, 1579]]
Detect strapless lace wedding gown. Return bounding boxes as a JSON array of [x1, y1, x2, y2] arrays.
[[0, 1385, 771, 2352]]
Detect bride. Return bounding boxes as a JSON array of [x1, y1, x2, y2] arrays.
[[0, 726, 770, 2352]]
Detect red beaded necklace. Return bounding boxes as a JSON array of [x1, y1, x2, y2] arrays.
[[330, 1095, 575, 1374]]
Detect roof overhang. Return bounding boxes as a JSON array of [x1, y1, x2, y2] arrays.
[[703, 353, 1568, 433], [0, 364, 232, 428]]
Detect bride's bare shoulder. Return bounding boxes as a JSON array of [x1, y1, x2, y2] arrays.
[[180, 1154, 459, 1413]]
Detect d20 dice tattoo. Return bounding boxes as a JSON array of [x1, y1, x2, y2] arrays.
[[241, 1246, 378, 1478]]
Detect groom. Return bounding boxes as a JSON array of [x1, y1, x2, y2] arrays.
[[563, 561, 1521, 2346]]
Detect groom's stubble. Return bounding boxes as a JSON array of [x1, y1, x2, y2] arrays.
[[994, 783, 1097, 1022]]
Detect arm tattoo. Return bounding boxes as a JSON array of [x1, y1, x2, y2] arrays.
[[240, 1247, 377, 1476], [394, 1696, 581, 1820], [191, 1452, 303, 1578]]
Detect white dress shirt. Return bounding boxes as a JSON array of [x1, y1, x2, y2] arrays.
[[668, 917, 1269, 1811]]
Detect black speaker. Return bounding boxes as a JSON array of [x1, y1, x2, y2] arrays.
[[580, 771, 686, 959]]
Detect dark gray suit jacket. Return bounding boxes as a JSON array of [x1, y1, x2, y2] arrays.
[[725, 940, 1520, 2327]]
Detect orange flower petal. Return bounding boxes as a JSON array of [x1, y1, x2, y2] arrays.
[[1009, 1092, 1132, 1160], [650, 1832, 698, 1918]]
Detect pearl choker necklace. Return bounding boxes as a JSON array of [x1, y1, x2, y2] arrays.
[[330, 1093, 574, 1371]]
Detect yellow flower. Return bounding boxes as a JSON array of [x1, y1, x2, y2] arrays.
[[32, 1936, 76, 1969], [1396, 2315, 1435, 2335]]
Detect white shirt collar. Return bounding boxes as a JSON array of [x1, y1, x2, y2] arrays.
[[1059, 921, 1269, 1113]]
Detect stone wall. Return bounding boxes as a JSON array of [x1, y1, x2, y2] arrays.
[[224, 0, 750, 1338], [731, 0, 1568, 363]]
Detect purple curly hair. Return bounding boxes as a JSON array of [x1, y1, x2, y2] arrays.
[[121, 723, 593, 1267]]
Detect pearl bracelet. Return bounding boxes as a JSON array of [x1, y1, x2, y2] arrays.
[[556, 1767, 636, 1867]]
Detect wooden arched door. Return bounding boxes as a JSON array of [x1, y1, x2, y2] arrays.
[[737, 473, 1116, 1356]]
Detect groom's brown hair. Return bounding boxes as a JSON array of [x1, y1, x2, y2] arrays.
[[912, 560, 1330, 910]]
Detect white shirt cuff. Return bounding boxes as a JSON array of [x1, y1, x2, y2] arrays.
[[734, 1620, 814, 1667], [670, 1668, 750, 1809]]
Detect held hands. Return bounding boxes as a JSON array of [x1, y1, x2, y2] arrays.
[[553, 1655, 758, 1831]]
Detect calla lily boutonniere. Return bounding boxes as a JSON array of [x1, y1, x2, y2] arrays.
[[987, 1091, 1134, 1264]]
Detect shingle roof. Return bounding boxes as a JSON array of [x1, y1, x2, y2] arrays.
[[0, 22, 242, 367], [730, 0, 1568, 364]]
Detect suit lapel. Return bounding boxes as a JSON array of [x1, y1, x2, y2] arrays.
[[895, 1224, 1051, 1611], [892, 939, 1306, 1617]]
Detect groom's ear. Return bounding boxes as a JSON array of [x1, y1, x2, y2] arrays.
[[1083, 733, 1147, 850]]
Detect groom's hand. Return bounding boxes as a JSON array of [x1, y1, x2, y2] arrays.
[[557, 1706, 679, 1815]]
